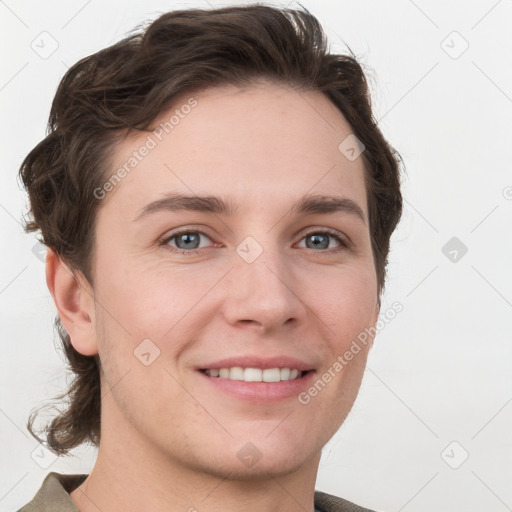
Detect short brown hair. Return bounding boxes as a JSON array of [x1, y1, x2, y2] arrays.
[[19, 4, 403, 456]]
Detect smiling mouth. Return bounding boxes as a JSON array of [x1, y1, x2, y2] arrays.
[[199, 367, 311, 382]]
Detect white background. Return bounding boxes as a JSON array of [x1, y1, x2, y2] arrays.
[[1, 1, 511, 511]]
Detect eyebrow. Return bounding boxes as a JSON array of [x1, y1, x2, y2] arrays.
[[134, 193, 366, 224]]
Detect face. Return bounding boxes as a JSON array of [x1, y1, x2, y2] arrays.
[[86, 82, 379, 479]]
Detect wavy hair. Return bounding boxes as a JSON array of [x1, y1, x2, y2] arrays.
[[19, 4, 403, 455]]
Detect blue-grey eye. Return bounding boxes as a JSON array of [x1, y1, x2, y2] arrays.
[[167, 231, 212, 251], [305, 233, 330, 249], [297, 231, 345, 251]]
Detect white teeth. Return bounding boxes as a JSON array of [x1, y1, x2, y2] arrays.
[[229, 367, 244, 380], [204, 367, 304, 382], [280, 368, 290, 380], [262, 368, 280, 382], [244, 368, 262, 382]]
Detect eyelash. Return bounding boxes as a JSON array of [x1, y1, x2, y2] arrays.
[[159, 228, 350, 255]]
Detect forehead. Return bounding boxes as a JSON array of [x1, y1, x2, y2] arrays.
[[100, 82, 367, 219]]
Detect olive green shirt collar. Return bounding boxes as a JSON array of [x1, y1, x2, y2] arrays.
[[17, 472, 377, 512]]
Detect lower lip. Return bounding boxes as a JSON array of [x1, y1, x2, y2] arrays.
[[197, 370, 316, 404]]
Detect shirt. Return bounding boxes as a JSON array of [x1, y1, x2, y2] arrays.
[[16, 472, 377, 512]]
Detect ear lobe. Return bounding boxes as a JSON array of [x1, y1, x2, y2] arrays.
[[45, 248, 98, 356]]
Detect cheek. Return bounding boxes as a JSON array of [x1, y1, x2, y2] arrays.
[[307, 270, 376, 430], [94, 258, 221, 347], [310, 264, 378, 343]]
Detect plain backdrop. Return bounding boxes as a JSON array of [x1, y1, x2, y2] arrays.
[[1, 1, 511, 511]]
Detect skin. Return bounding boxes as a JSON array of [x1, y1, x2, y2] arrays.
[[47, 81, 380, 512]]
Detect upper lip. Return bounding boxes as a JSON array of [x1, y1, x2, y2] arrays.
[[197, 356, 315, 372]]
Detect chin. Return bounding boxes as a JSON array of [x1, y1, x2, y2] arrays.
[[206, 453, 314, 482], [178, 435, 315, 482]]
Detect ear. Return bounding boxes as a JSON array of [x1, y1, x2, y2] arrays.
[[368, 297, 381, 350], [45, 248, 98, 356], [373, 297, 381, 324]]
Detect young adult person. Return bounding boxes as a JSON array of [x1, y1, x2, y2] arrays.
[[17, 4, 402, 511]]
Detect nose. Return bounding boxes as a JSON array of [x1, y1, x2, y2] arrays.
[[221, 243, 307, 334]]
